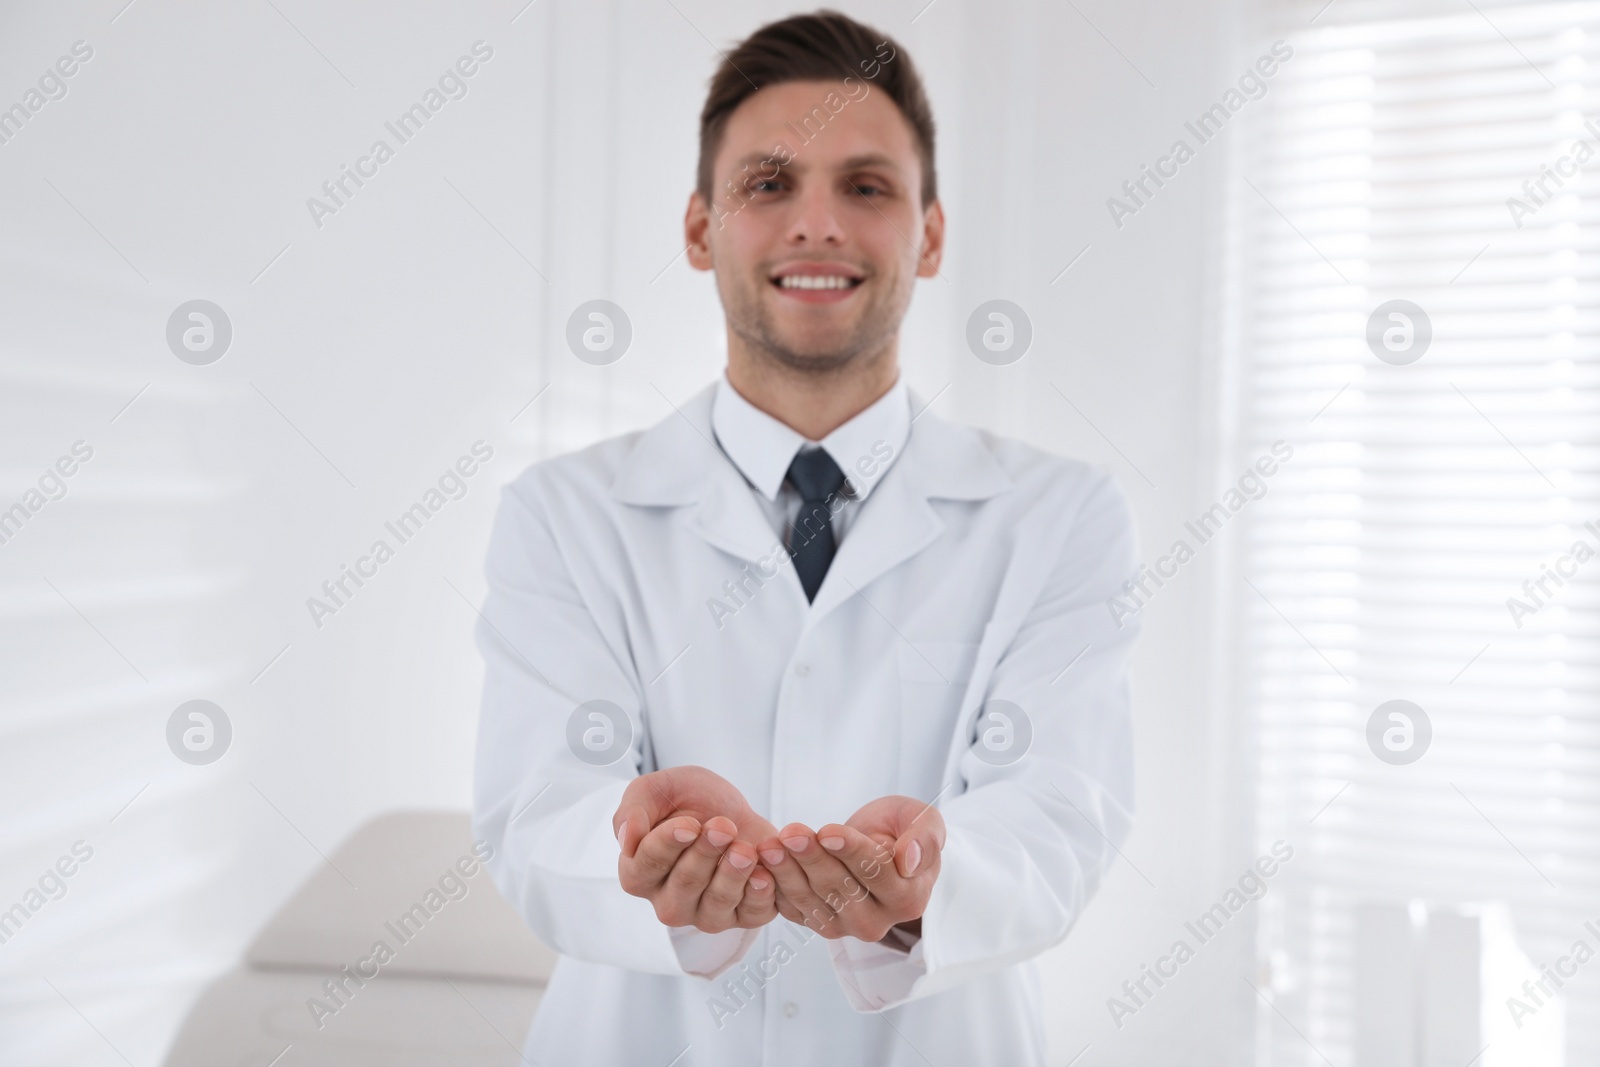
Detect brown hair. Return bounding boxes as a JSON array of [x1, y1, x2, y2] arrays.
[[697, 10, 937, 211]]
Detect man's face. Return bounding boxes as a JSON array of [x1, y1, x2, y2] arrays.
[[686, 79, 944, 373]]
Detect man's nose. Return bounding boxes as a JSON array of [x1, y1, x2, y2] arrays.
[[786, 186, 847, 245]]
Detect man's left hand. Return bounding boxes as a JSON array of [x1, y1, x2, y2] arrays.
[[756, 795, 945, 943]]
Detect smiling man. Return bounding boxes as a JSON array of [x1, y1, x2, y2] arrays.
[[473, 10, 1141, 1066]]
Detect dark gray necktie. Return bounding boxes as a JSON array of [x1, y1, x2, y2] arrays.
[[785, 447, 848, 603]]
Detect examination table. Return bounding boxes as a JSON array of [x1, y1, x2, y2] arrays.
[[163, 810, 557, 1066]]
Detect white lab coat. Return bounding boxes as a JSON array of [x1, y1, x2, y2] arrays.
[[472, 377, 1140, 1066]]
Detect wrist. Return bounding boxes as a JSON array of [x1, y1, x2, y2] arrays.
[[877, 918, 921, 951]]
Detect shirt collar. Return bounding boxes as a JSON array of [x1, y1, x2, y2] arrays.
[[711, 368, 911, 505]]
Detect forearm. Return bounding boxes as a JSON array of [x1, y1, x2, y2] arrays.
[[478, 773, 690, 975]]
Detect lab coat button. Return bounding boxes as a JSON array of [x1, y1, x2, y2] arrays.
[[783, 1001, 799, 1018], [793, 663, 809, 677]]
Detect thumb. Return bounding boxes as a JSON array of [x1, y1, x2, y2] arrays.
[[895, 828, 942, 878], [613, 808, 641, 859], [613, 771, 678, 859], [894, 801, 946, 878]]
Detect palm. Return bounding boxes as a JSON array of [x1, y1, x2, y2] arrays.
[[846, 795, 931, 850]]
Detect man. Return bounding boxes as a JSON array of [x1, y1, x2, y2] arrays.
[[473, 10, 1139, 1065]]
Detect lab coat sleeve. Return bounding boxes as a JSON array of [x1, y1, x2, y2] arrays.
[[827, 469, 1141, 1010], [471, 476, 756, 980]]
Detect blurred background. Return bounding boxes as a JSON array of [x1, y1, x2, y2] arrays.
[[1, 0, 1594, 1063]]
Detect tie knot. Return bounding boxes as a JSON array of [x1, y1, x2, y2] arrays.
[[786, 447, 847, 503]]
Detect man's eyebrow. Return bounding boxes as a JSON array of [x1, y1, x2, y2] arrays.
[[729, 151, 904, 174]]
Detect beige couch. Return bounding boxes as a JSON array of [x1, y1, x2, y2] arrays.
[[164, 811, 557, 1066]]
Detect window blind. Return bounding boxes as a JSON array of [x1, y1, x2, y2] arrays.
[[1233, 0, 1600, 1062]]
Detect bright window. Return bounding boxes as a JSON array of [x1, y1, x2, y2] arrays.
[[1236, 1, 1600, 1062]]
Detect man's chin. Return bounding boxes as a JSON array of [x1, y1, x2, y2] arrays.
[[762, 341, 862, 373]]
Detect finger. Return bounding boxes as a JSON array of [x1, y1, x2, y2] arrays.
[[896, 807, 947, 878], [736, 862, 778, 928], [771, 883, 807, 927], [613, 805, 644, 860], [817, 823, 900, 900], [613, 772, 678, 860], [769, 825, 846, 936], [804, 825, 882, 931], [620, 815, 701, 896], [755, 835, 807, 924], [788, 824, 871, 910], [659, 814, 738, 916], [696, 841, 758, 933], [614, 767, 711, 859]]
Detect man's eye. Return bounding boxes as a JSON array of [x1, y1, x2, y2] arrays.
[[749, 179, 783, 193], [852, 183, 885, 198]]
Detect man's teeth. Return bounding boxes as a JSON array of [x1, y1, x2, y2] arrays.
[[777, 275, 857, 290]]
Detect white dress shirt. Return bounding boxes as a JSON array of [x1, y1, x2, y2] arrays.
[[709, 368, 911, 549]]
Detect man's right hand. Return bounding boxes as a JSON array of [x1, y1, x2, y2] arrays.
[[613, 766, 780, 934]]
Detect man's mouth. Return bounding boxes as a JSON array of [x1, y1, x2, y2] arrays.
[[772, 275, 863, 291], [769, 263, 865, 302]]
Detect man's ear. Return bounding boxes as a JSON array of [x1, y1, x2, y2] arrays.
[[915, 198, 945, 279], [685, 191, 716, 272]]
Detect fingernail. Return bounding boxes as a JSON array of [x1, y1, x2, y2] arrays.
[[759, 849, 786, 865], [905, 841, 922, 875], [781, 836, 809, 853], [673, 827, 698, 844], [728, 851, 754, 869], [705, 828, 733, 848], [820, 835, 845, 851], [616, 824, 627, 848], [749, 874, 771, 890]]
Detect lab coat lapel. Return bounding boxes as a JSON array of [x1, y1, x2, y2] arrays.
[[682, 462, 791, 570], [801, 389, 1013, 634], [800, 454, 941, 631], [610, 382, 789, 571]]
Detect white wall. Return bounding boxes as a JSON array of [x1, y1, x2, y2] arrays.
[[0, 1, 1259, 1062]]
